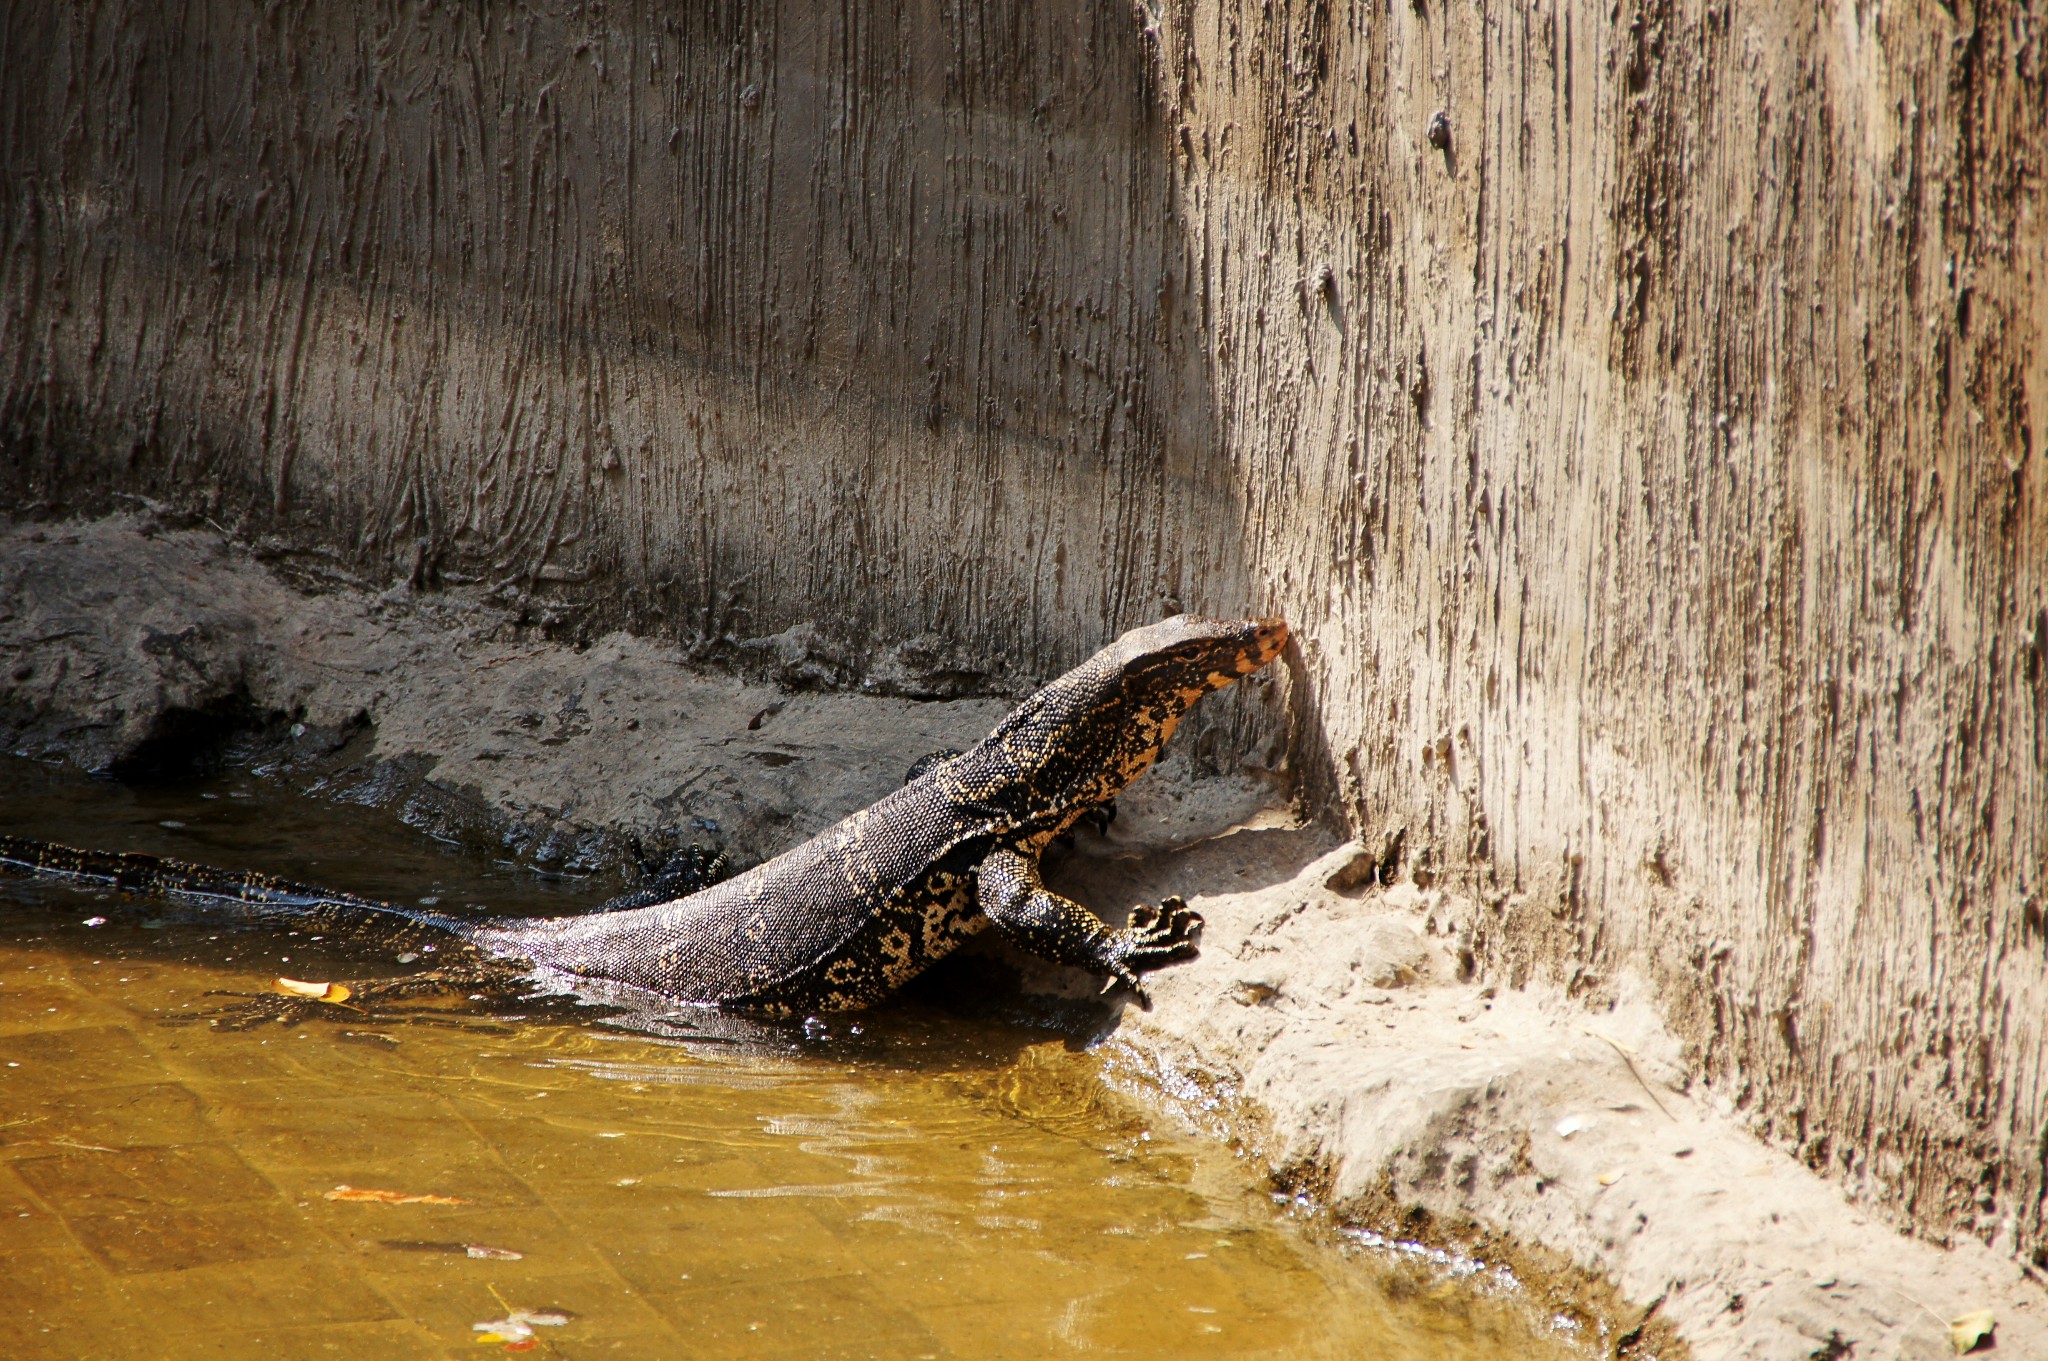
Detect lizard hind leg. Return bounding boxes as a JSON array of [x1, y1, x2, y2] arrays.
[[973, 847, 1202, 1008], [601, 838, 731, 912]]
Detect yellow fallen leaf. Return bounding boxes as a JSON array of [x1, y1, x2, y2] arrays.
[[1597, 1168, 1625, 1186], [1948, 1309, 1995, 1354], [275, 976, 353, 1003], [324, 1184, 469, 1205]]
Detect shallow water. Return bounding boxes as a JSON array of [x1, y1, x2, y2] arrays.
[[0, 757, 1579, 1359]]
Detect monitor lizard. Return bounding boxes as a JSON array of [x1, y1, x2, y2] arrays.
[[0, 614, 1290, 1015]]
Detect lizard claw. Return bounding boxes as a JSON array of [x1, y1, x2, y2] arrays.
[[1103, 895, 1202, 995], [1100, 965, 1153, 1009]]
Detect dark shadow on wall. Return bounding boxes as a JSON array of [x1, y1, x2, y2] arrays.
[[0, 1, 1269, 732]]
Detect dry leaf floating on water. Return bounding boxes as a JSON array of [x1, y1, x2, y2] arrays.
[[323, 1184, 470, 1205], [274, 976, 353, 1002]]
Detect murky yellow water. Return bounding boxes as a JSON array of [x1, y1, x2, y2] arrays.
[[0, 758, 1580, 1359]]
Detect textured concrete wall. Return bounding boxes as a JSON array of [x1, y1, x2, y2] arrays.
[[3, 0, 2043, 1260], [1138, 0, 2047, 1258], [0, 0, 1247, 694]]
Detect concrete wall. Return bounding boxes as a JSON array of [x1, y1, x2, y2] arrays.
[[4, 0, 2043, 1259], [0, 0, 1246, 693]]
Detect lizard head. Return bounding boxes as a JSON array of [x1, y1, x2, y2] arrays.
[[1056, 613, 1290, 809], [1105, 613, 1290, 692], [963, 614, 1290, 821], [1104, 614, 1291, 740]]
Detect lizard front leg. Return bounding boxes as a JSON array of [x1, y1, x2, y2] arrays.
[[974, 847, 1201, 1007]]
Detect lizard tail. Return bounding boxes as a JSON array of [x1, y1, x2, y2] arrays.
[[0, 833, 490, 951]]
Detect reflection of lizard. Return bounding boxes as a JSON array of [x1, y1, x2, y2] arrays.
[[1, 615, 1289, 1015]]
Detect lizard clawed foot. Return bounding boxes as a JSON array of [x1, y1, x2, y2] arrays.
[[1078, 802, 1118, 837], [1060, 803, 1120, 852], [1123, 895, 1203, 952], [1099, 896, 1203, 1008]]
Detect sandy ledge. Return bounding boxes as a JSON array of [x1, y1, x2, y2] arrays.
[[2, 513, 2040, 1361]]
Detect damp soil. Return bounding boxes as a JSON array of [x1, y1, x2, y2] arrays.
[[0, 756, 1582, 1361]]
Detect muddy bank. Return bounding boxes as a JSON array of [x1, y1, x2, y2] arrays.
[[4, 515, 2041, 1359], [0, 510, 1017, 872]]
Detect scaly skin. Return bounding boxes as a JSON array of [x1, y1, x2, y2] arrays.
[[1, 615, 1289, 1015]]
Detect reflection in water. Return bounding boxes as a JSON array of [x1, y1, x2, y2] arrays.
[[0, 757, 1579, 1359]]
